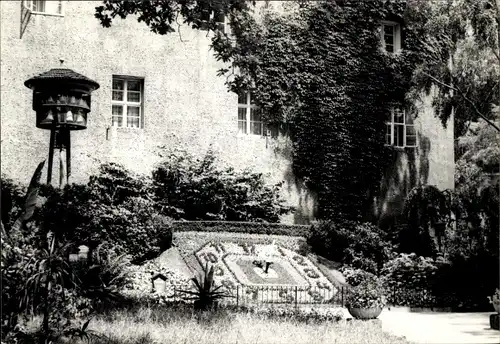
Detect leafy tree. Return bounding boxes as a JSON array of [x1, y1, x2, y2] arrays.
[[401, 185, 452, 257], [407, 0, 500, 134], [96, 0, 427, 221]]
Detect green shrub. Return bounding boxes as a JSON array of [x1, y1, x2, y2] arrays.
[[307, 220, 391, 274], [152, 149, 293, 222]]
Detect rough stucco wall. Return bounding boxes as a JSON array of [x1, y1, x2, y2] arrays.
[[0, 1, 314, 224], [1, 1, 453, 225], [375, 87, 455, 226]]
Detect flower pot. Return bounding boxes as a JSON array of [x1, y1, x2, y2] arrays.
[[348, 306, 383, 319]]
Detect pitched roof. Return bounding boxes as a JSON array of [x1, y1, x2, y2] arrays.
[[24, 68, 100, 91]]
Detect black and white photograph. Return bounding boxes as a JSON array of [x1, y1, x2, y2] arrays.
[[1, 0, 499, 343]]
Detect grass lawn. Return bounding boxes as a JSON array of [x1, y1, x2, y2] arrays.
[[27, 304, 414, 344]]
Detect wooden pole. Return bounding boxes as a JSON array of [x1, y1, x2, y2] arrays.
[[47, 128, 55, 184], [66, 130, 71, 184]]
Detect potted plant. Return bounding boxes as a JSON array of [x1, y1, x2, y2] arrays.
[[487, 288, 500, 314], [345, 270, 386, 320]]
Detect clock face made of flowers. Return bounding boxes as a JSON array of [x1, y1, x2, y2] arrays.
[[194, 241, 338, 303]]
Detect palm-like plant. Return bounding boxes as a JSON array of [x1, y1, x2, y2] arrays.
[[21, 235, 73, 336], [76, 243, 131, 302], [177, 262, 233, 311]]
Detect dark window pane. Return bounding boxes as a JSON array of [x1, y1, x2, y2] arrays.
[[127, 80, 141, 91], [113, 79, 124, 90], [406, 125, 416, 136], [250, 109, 262, 122], [238, 120, 247, 134], [112, 91, 123, 101], [250, 122, 262, 135], [112, 116, 122, 127], [406, 136, 417, 147], [394, 109, 404, 123], [127, 91, 140, 102], [127, 106, 140, 117], [238, 108, 246, 120], [238, 91, 247, 105], [384, 25, 394, 34], [395, 124, 404, 147], [112, 105, 122, 116]]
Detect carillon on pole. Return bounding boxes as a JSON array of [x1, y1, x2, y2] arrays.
[[24, 60, 100, 186]]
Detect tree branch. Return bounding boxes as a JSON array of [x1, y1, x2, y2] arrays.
[[423, 72, 500, 132]]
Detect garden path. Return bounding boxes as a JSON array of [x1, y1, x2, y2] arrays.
[[375, 307, 499, 344]]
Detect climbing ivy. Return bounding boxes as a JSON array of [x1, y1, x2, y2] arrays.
[[95, 0, 431, 221]]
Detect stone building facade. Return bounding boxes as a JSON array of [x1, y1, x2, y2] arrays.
[[0, 1, 454, 224]]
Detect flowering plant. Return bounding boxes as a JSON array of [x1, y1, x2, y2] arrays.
[[345, 270, 386, 309], [487, 288, 500, 313]]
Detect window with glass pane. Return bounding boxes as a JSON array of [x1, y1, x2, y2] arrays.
[[406, 125, 417, 147], [250, 109, 264, 135], [237, 92, 266, 136], [112, 105, 123, 127], [385, 123, 392, 145], [386, 108, 417, 148], [26, 0, 63, 14], [238, 108, 247, 134], [111, 76, 144, 128], [381, 21, 401, 53], [384, 25, 394, 53]]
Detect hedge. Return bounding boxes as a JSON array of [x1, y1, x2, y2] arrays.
[[171, 221, 310, 237]]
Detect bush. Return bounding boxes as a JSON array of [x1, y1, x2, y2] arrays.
[[380, 253, 441, 307], [342, 268, 386, 309], [36, 173, 173, 264], [0, 176, 25, 231], [152, 149, 293, 222], [307, 220, 392, 274], [72, 243, 133, 304]]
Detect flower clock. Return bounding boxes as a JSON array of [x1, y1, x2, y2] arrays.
[[193, 241, 338, 304]]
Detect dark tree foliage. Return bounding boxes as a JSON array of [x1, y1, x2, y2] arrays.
[[95, 0, 430, 221]]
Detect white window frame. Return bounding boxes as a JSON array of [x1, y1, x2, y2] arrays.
[[380, 20, 401, 54], [23, 0, 64, 17], [111, 77, 144, 129], [385, 108, 417, 148], [237, 92, 267, 136]]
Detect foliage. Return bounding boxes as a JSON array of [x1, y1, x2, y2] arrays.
[[72, 243, 133, 304], [407, 0, 499, 135], [401, 185, 452, 257], [380, 253, 444, 307], [95, 1, 428, 222], [446, 115, 499, 310], [172, 220, 309, 237], [0, 176, 25, 231], [177, 263, 233, 311], [36, 164, 173, 264], [152, 149, 292, 222], [343, 269, 386, 309], [308, 221, 392, 274], [488, 288, 500, 311]]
